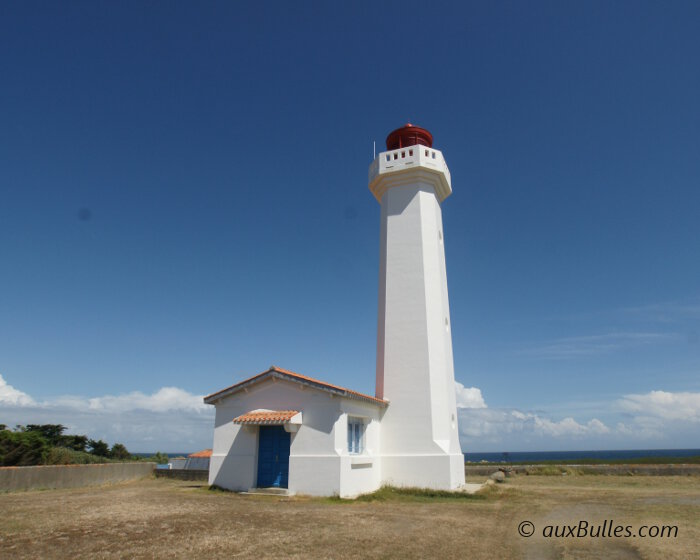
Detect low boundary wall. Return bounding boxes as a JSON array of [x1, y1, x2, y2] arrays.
[[0, 462, 156, 492], [154, 468, 208, 481]]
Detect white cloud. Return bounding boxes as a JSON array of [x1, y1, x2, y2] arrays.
[[0, 374, 35, 406], [4, 373, 699, 453], [0, 375, 213, 452], [454, 380, 611, 446], [458, 389, 700, 450], [527, 332, 679, 359], [455, 381, 487, 409], [88, 386, 208, 413], [614, 420, 663, 440], [458, 407, 610, 441], [618, 390, 700, 423], [587, 418, 610, 433], [622, 300, 700, 321]]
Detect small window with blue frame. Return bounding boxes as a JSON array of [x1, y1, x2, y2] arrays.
[[347, 417, 364, 454]]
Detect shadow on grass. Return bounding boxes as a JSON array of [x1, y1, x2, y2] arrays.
[[207, 485, 234, 494]]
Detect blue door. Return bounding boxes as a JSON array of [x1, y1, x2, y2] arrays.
[[256, 426, 290, 488]]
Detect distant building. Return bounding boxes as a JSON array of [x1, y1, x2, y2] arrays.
[[205, 124, 464, 497], [184, 449, 212, 470], [167, 457, 187, 470]]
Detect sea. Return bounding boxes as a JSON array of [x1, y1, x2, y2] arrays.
[[464, 448, 700, 463]]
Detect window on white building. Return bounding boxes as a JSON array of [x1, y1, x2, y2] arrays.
[[347, 417, 364, 454]]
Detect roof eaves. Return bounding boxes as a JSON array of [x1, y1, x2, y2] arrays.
[[203, 369, 274, 404], [203, 366, 388, 407]]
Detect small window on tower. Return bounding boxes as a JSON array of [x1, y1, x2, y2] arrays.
[[394, 153, 398, 160], [432, 152, 436, 159], [401, 151, 405, 158], [425, 149, 429, 157], [386, 154, 390, 162], [409, 149, 413, 156]]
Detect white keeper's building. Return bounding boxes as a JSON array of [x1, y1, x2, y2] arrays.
[[204, 124, 465, 497]]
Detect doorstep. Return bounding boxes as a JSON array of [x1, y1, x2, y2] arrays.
[[244, 487, 290, 496]]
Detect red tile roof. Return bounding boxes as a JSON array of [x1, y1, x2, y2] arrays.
[[233, 410, 299, 425], [188, 449, 212, 458], [203, 366, 387, 406]]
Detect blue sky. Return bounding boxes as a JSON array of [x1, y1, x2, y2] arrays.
[[1, 2, 699, 452]]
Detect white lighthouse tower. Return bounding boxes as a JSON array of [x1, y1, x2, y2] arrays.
[[369, 124, 465, 489]]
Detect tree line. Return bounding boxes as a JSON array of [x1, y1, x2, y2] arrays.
[[0, 424, 168, 467]]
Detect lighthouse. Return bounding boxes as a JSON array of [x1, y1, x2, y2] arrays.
[[204, 123, 466, 497], [369, 124, 465, 489]]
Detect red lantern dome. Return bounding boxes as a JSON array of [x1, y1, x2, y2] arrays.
[[385, 123, 433, 150]]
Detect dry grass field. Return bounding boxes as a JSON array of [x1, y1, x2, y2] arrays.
[[1, 474, 698, 559]]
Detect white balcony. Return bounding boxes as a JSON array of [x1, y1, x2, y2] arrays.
[[368, 145, 452, 203]]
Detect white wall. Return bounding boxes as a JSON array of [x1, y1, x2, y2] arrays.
[[338, 399, 382, 498]]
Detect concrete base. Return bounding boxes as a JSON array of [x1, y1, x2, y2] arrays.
[[459, 483, 486, 494], [380, 452, 466, 489], [244, 487, 290, 496]]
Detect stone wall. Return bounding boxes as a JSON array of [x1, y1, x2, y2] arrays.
[[0, 462, 156, 492]]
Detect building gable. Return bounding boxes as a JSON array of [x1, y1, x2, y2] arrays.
[[204, 366, 387, 408]]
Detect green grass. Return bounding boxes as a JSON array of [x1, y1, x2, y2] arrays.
[[523, 466, 588, 476]]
